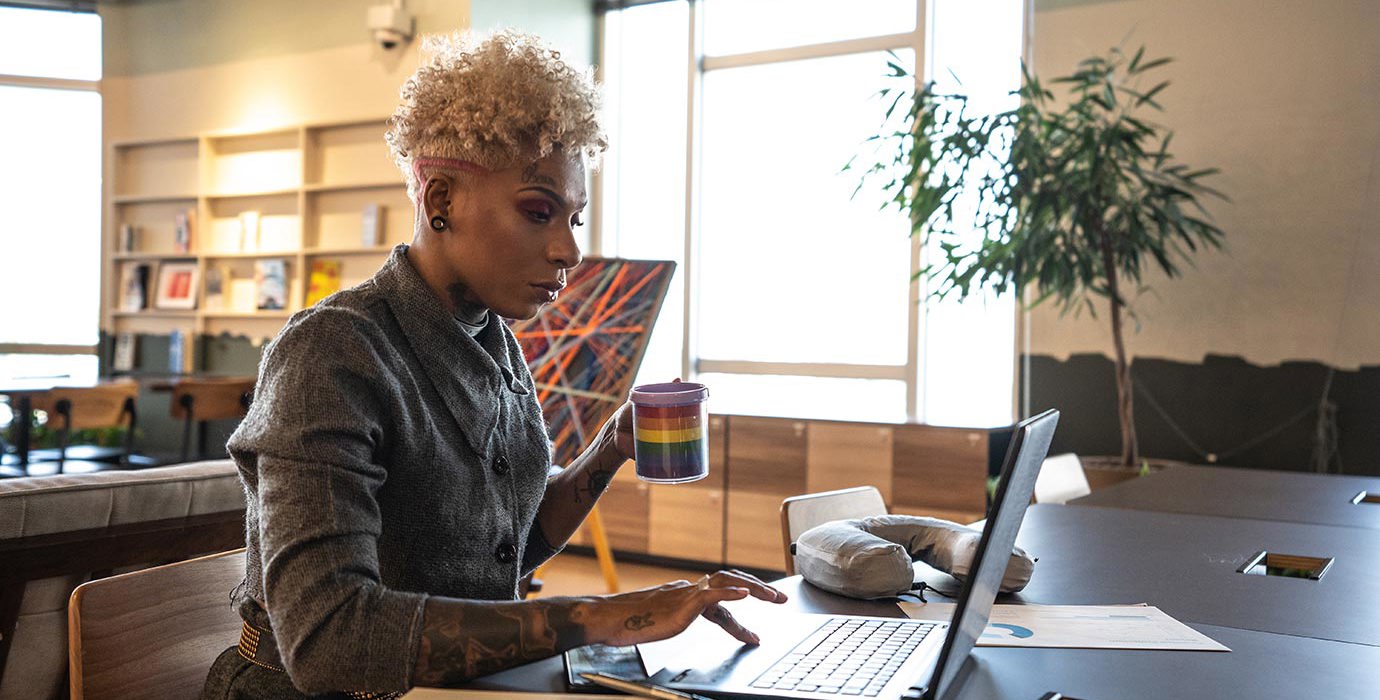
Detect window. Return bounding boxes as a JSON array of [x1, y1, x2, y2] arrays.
[[0, 6, 103, 385], [599, 0, 1020, 426]]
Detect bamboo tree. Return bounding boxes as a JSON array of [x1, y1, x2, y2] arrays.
[[850, 47, 1227, 467]]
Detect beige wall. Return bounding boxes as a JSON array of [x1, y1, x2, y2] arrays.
[[1027, 0, 1380, 370], [101, 0, 594, 141]]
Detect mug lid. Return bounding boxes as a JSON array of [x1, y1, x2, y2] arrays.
[[631, 381, 709, 406]]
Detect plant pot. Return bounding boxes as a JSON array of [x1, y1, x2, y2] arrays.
[[1078, 455, 1186, 491]]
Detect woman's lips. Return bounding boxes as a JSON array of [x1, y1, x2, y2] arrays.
[[531, 284, 559, 303]]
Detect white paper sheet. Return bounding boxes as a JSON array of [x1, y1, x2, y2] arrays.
[[898, 602, 1230, 651]]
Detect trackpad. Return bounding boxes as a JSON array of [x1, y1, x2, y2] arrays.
[[638, 600, 838, 686]]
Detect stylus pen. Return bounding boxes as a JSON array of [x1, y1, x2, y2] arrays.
[[579, 672, 714, 700]]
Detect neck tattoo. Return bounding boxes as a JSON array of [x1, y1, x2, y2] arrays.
[[446, 282, 489, 325]]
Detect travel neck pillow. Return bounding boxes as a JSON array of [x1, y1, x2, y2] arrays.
[[793, 514, 1036, 600]]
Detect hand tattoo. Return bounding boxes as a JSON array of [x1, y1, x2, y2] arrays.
[[624, 613, 655, 631]]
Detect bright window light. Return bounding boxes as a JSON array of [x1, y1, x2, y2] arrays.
[[698, 51, 914, 367], [600, 0, 690, 387], [703, 0, 915, 56], [0, 7, 102, 81], [920, 0, 1022, 427], [699, 373, 907, 423]]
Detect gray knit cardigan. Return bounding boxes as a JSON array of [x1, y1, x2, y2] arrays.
[[226, 244, 559, 694]]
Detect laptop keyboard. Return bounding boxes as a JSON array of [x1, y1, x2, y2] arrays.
[[750, 618, 937, 696]]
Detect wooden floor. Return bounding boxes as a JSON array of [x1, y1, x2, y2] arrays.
[[532, 551, 706, 598]]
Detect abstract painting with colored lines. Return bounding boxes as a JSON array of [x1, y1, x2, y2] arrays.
[[508, 258, 677, 467]]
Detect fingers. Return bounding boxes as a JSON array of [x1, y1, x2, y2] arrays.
[[703, 602, 761, 645], [708, 569, 789, 603]]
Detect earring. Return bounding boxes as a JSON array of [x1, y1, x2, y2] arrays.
[[430, 215, 448, 231]]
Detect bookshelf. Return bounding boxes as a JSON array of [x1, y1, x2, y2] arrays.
[[104, 118, 413, 343]]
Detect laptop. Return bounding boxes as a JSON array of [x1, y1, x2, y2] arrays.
[[644, 408, 1060, 700]]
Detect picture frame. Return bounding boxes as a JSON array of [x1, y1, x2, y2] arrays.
[[155, 260, 200, 310]]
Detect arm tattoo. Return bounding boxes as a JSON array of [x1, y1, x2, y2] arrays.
[[413, 597, 593, 687], [623, 613, 655, 631], [574, 468, 615, 504]]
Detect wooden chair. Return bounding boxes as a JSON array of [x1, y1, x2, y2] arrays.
[[779, 486, 888, 576], [68, 548, 246, 700], [168, 377, 254, 462], [1033, 453, 1091, 504], [27, 381, 140, 471]]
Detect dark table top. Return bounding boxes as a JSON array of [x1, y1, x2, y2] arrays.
[[457, 574, 1380, 700], [1002, 504, 1380, 647], [1072, 464, 1380, 529]]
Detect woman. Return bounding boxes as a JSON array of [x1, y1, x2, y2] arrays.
[[202, 29, 785, 699]]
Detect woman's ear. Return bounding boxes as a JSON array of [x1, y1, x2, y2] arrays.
[[422, 175, 452, 220]]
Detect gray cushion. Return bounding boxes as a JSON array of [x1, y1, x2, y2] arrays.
[[795, 514, 1036, 599], [0, 460, 246, 700]]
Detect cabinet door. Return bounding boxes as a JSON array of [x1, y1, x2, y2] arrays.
[[892, 426, 987, 522], [648, 485, 725, 563], [806, 422, 894, 503], [599, 476, 650, 553], [727, 416, 808, 495], [724, 490, 789, 572]]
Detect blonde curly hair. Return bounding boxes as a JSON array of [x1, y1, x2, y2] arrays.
[[386, 29, 608, 202]]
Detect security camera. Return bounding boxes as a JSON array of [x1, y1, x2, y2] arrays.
[[368, 1, 414, 51]]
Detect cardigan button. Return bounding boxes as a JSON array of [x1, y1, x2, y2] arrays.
[[493, 455, 511, 475], [495, 543, 517, 563]]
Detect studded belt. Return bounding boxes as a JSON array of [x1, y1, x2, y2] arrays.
[[237, 620, 403, 700]]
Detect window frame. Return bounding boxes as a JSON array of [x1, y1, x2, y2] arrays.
[[596, 0, 1026, 424]]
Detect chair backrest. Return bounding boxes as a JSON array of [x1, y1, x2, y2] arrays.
[[1033, 452, 1091, 504], [30, 381, 139, 431], [779, 486, 888, 575], [169, 378, 254, 422], [69, 548, 246, 700]]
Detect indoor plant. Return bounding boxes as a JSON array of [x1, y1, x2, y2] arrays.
[[852, 47, 1226, 467]]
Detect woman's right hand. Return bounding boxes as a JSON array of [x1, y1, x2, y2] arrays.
[[591, 570, 789, 647]]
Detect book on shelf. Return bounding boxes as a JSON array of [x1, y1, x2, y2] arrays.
[[119, 262, 150, 311], [306, 259, 343, 306], [118, 223, 138, 253], [168, 328, 193, 374], [361, 203, 383, 247], [239, 210, 261, 252], [112, 332, 137, 372], [174, 208, 195, 254], [255, 258, 288, 310], [204, 264, 230, 310], [155, 260, 200, 310]]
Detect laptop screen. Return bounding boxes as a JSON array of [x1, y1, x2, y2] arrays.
[[926, 409, 1059, 699]]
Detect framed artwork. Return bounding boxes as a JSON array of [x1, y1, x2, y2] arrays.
[[507, 257, 677, 467], [155, 261, 200, 310]]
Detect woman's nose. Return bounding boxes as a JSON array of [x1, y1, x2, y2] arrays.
[[549, 227, 583, 270]]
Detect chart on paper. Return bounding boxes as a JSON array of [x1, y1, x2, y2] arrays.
[[898, 603, 1230, 651]]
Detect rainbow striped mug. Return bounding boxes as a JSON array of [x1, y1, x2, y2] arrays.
[[630, 381, 710, 483]]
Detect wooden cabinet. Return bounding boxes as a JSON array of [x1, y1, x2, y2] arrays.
[[600, 475, 650, 553], [572, 416, 993, 576], [807, 422, 895, 502], [892, 425, 989, 523]]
